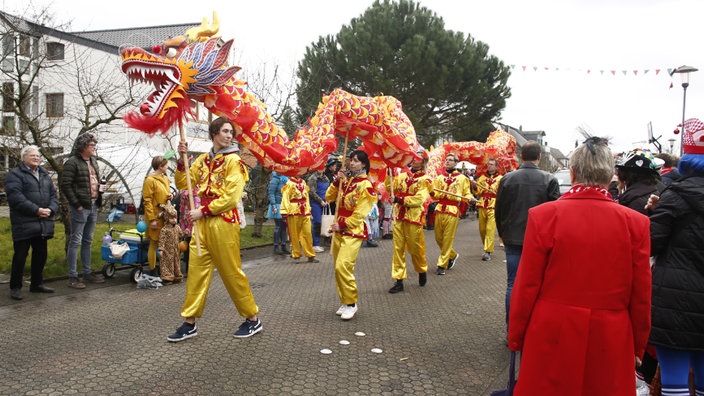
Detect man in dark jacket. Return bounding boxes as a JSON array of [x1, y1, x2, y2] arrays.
[[655, 152, 681, 186], [495, 141, 560, 325], [60, 133, 105, 289], [6, 145, 59, 300]]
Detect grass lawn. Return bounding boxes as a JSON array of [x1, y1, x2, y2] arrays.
[[0, 215, 274, 279]]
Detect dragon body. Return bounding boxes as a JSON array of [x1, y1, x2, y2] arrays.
[[120, 14, 516, 183]]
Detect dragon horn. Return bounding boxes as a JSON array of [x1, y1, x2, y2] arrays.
[[185, 11, 220, 42]]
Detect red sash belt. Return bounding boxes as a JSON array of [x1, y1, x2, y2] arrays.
[[439, 199, 458, 207]]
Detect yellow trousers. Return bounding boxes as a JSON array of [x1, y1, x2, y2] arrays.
[[181, 216, 258, 319], [478, 208, 497, 253], [331, 233, 364, 305], [148, 239, 158, 270], [287, 215, 315, 259], [391, 220, 428, 280], [434, 213, 459, 269]]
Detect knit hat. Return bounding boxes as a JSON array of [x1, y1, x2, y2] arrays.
[[682, 118, 704, 154]]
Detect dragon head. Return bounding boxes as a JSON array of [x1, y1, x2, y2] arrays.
[[120, 13, 241, 135]]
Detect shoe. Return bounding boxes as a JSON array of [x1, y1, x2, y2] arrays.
[[307, 257, 320, 263], [234, 318, 263, 338], [482, 252, 491, 261], [166, 322, 198, 342], [419, 272, 427, 287], [313, 246, 324, 253], [365, 240, 379, 247], [273, 246, 284, 255], [448, 253, 459, 270], [340, 304, 357, 320], [10, 288, 22, 300], [382, 234, 392, 240], [30, 284, 55, 293], [84, 273, 105, 283], [436, 267, 446, 276], [282, 246, 291, 254], [67, 278, 86, 289], [388, 281, 404, 294], [335, 305, 346, 316]]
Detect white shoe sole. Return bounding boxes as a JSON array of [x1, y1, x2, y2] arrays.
[[336, 305, 345, 316], [340, 307, 357, 320], [166, 331, 197, 342]]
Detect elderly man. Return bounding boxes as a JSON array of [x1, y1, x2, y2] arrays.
[[6, 146, 59, 300], [60, 133, 105, 289]]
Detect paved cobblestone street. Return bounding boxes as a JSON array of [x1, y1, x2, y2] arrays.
[[0, 215, 512, 395]]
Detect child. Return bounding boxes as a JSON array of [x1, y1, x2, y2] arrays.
[[158, 201, 183, 283]]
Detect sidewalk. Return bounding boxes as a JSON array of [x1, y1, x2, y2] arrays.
[[0, 216, 512, 395]]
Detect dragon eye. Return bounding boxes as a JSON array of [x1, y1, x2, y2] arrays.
[[166, 47, 178, 58]]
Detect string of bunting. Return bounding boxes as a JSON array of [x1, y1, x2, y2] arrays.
[[508, 65, 678, 77]]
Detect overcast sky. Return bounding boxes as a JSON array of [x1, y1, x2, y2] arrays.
[[5, 0, 703, 155]]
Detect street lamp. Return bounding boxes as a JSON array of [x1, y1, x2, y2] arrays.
[[668, 138, 676, 154], [673, 65, 698, 156]]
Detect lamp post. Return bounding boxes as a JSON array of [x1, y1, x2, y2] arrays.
[[668, 138, 676, 154], [673, 65, 698, 156]]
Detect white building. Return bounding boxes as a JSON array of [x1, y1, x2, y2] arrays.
[[1, 12, 215, 207]]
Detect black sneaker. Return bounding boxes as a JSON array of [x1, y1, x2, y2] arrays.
[[436, 267, 446, 275], [448, 253, 459, 270], [234, 318, 263, 338], [167, 322, 198, 342], [482, 252, 491, 261], [419, 272, 427, 287], [388, 281, 404, 294], [307, 257, 320, 263]]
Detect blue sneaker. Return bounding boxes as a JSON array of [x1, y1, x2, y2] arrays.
[[166, 322, 197, 342], [234, 318, 263, 338]]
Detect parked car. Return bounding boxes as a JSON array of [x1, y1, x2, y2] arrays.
[[553, 169, 571, 195]]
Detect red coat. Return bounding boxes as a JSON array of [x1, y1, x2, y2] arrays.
[[508, 188, 651, 396]]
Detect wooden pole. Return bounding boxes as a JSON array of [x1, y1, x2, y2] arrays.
[[433, 188, 477, 202], [333, 131, 350, 235], [179, 123, 202, 256]]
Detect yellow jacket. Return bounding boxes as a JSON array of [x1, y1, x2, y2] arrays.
[[142, 173, 171, 240], [175, 150, 248, 224], [431, 170, 473, 217], [325, 174, 377, 238], [385, 169, 432, 226], [472, 173, 502, 210], [281, 177, 311, 216]]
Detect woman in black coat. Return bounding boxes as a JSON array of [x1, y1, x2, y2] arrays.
[[648, 122, 704, 395], [6, 145, 59, 300]]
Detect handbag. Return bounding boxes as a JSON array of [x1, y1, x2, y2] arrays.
[[109, 241, 130, 259], [320, 205, 335, 237]]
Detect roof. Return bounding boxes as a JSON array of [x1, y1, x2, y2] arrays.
[[71, 23, 199, 49], [550, 147, 568, 161]]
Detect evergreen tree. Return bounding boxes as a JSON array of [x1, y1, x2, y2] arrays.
[[296, 0, 511, 148]]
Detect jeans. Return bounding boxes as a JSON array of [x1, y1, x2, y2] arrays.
[[67, 204, 97, 278], [504, 244, 523, 326], [310, 202, 322, 246], [273, 218, 288, 248]]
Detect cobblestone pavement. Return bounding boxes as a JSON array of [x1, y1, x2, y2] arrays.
[[0, 215, 512, 395]]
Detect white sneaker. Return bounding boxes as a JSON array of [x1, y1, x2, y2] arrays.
[[313, 246, 324, 253], [336, 305, 346, 316], [340, 304, 358, 320]]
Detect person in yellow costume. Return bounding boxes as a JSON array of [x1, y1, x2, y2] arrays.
[[471, 158, 502, 261], [281, 176, 319, 263], [431, 153, 475, 275], [142, 156, 173, 272], [325, 150, 377, 320], [167, 117, 262, 342], [385, 148, 432, 293]]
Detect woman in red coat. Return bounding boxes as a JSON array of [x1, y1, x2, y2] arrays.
[[508, 136, 652, 396]]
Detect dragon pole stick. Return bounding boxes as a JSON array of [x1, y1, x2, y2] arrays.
[[333, 131, 350, 238], [179, 123, 202, 256], [433, 188, 477, 202]]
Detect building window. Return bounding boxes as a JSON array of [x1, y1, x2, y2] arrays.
[[1, 116, 15, 136], [2, 83, 14, 112], [2, 34, 14, 57], [45, 93, 64, 117], [18, 34, 30, 57], [46, 42, 64, 61]]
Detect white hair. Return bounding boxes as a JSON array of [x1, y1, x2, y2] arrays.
[[20, 145, 41, 159]]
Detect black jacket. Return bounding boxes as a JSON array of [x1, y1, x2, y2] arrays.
[[5, 163, 59, 241], [649, 175, 704, 351], [60, 152, 102, 209], [618, 181, 660, 215], [661, 168, 681, 186], [495, 162, 560, 246]]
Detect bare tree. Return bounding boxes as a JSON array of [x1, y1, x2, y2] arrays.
[[239, 62, 298, 237], [1, 7, 137, 240]]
